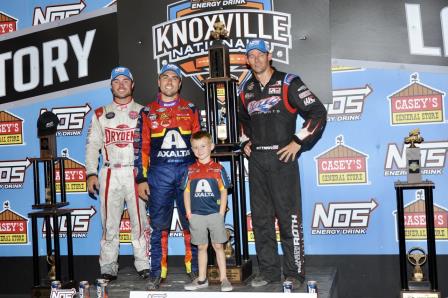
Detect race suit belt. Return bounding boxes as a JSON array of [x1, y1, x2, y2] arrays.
[[253, 144, 280, 151], [103, 162, 134, 168]]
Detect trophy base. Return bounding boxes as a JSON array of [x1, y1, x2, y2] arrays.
[[31, 280, 76, 298], [207, 259, 252, 284], [408, 280, 431, 291], [401, 290, 441, 298]]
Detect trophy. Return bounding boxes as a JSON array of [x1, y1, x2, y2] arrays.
[[208, 21, 230, 78], [407, 247, 427, 283], [404, 128, 423, 183]]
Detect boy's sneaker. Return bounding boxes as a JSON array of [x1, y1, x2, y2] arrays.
[[184, 278, 209, 291], [250, 274, 269, 287], [221, 279, 233, 292], [146, 276, 163, 291]]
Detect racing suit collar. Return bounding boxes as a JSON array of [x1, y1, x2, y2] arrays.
[[157, 93, 180, 107], [113, 97, 133, 110]]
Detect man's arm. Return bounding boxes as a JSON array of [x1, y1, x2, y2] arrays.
[[134, 106, 151, 200], [85, 109, 103, 194]]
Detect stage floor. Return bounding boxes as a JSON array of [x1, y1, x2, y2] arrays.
[[107, 265, 338, 297]]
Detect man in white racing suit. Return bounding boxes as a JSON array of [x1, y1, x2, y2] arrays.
[[86, 66, 149, 281]]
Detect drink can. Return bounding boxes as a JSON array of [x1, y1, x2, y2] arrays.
[[79, 281, 90, 298], [95, 279, 108, 298], [283, 280, 293, 293], [50, 280, 61, 289], [307, 280, 318, 293]]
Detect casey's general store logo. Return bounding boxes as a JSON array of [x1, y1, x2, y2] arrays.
[[0, 11, 18, 35], [388, 73, 445, 126], [55, 149, 87, 193], [0, 201, 28, 245], [153, 0, 291, 87], [393, 190, 448, 241], [314, 135, 369, 186], [0, 111, 24, 146]]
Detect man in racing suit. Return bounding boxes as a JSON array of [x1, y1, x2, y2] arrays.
[[86, 67, 149, 281], [239, 40, 327, 288], [134, 64, 200, 290]]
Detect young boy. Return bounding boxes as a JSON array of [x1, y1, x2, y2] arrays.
[[182, 131, 233, 292]]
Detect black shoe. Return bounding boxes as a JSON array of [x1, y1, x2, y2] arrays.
[[138, 269, 150, 279], [101, 273, 117, 281], [186, 271, 198, 282], [146, 276, 163, 291]]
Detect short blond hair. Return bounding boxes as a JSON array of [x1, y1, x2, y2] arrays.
[[191, 131, 212, 142]]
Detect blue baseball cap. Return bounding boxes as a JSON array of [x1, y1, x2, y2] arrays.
[[110, 66, 133, 82], [246, 39, 271, 54], [159, 64, 182, 79]]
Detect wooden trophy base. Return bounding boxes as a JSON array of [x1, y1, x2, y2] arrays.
[[207, 259, 252, 284], [401, 290, 441, 298]]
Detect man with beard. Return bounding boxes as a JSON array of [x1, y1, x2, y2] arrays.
[[134, 64, 200, 290], [239, 40, 327, 290], [86, 67, 149, 281]]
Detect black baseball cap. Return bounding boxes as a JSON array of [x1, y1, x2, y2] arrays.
[[37, 111, 59, 137]]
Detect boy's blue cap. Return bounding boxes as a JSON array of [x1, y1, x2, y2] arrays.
[[111, 66, 133, 81], [159, 64, 182, 79], [246, 39, 271, 54]]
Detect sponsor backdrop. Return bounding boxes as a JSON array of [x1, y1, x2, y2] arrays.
[[0, 0, 447, 264]]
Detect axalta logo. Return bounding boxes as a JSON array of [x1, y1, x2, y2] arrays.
[[388, 73, 445, 126], [42, 206, 96, 238], [325, 85, 372, 122], [311, 199, 378, 235], [393, 190, 448, 241], [33, 0, 86, 26], [0, 11, 18, 35], [40, 104, 91, 136], [0, 159, 30, 189], [384, 140, 448, 176], [314, 135, 369, 186], [0, 111, 24, 146], [0, 201, 28, 245], [153, 0, 291, 87]]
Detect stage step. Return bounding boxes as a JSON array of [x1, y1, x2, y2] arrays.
[[106, 266, 338, 297]]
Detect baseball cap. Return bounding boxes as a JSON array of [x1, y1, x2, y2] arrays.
[[159, 64, 182, 79], [110, 66, 134, 82], [37, 111, 59, 137], [246, 39, 271, 54]]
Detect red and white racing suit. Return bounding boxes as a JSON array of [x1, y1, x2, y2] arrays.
[[86, 99, 149, 276]]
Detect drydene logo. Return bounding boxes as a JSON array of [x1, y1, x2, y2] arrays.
[[0, 201, 28, 244], [0, 11, 18, 35], [0, 111, 24, 146], [384, 140, 448, 176], [0, 159, 30, 189], [325, 85, 372, 122], [314, 135, 369, 185], [33, 0, 86, 26], [42, 207, 96, 238], [153, 0, 291, 87], [40, 104, 91, 137], [393, 190, 448, 240], [388, 73, 445, 125], [311, 199, 378, 235]]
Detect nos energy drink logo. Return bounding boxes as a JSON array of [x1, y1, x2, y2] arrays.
[[311, 199, 378, 235], [388, 73, 445, 126], [325, 85, 372, 122], [152, 0, 291, 87], [40, 104, 91, 137]]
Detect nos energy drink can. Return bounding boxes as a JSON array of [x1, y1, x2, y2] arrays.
[[95, 279, 108, 298], [307, 280, 318, 293], [79, 280, 90, 298], [283, 280, 293, 293], [50, 280, 61, 289]]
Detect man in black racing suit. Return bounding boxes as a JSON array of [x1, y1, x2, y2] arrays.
[[239, 39, 327, 289]]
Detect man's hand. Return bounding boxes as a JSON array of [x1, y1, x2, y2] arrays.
[[87, 175, 99, 194], [277, 141, 301, 162], [243, 141, 252, 157], [138, 182, 150, 201]]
